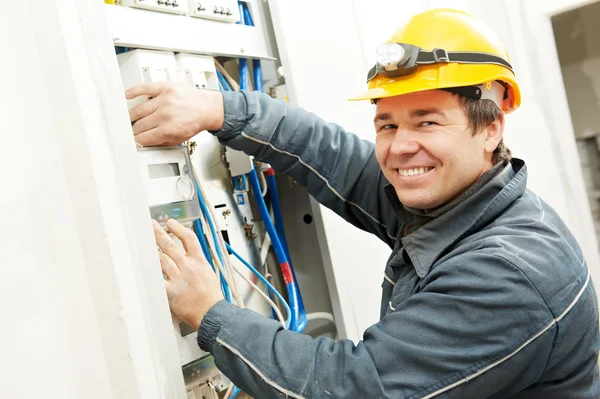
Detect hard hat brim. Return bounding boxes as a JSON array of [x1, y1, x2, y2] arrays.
[[350, 63, 521, 113]]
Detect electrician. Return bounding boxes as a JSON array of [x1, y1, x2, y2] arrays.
[[127, 8, 599, 398]]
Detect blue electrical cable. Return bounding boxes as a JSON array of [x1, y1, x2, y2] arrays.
[[238, 58, 249, 91], [225, 242, 291, 329], [239, 1, 264, 94], [242, 2, 254, 26], [194, 217, 231, 302], [230, 387, 241, 399], [265, 171, 306, 332], [235, 0, 305, 331], [194, 179, 232, 303], [248, 168, 304, 331], [216, 69, 232, 92], [226, 236, 294, 399], [194, 219, 213, 268], [252, 60, 263, 93], [236, 4, 250, 93], [263, 170, 285, 322], [236, 1, 244, 24]]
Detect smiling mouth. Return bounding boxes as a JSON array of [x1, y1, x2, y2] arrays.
[[397, 167, 434, 177]]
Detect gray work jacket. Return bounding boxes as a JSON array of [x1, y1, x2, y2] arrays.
[[197, 90, 600, 398]]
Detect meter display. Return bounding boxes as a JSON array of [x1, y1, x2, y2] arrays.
[[138, 146, 201, 226], [148, 162, 181, 179]]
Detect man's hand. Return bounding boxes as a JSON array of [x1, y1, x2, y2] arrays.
[[126, 82, 225, 147], [152, 218, 224, 330]]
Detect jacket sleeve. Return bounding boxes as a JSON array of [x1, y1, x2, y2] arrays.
[[210, 90, 400, 246], [197, 253, 556, 399]]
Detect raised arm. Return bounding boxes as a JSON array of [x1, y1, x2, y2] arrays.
[[212, 90, 399, 245], [126, 82, 402, 246]]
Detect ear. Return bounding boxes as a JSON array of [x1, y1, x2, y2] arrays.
[[484, 114, 505, 154]]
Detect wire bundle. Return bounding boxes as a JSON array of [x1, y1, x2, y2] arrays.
[[202, 3, 310, 397]]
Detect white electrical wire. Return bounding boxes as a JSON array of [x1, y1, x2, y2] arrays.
[[196, 172, 244, 304], [189, 158, 244, 307], [223, 384, 233, 399], [200, 213, 244, 307], [259, 232, 272, 268], [258, 170, 268, 197], [230, 261, 286, 328], [187, 147, 290, 327]]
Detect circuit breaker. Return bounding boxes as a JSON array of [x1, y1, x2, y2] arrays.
[[175, 53, 219, 90], [188, 0, 241, 23], [121, 0, 187, 15], [117, 49, 179, 108]]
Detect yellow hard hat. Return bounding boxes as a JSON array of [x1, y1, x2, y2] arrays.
[[350, 8, 521, 113]]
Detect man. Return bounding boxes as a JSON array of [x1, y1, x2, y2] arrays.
[[127, 8, 599, 398]]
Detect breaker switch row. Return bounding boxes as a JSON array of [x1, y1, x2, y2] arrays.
[[213, 6, 232, 16], [156, 0, 179, 7]]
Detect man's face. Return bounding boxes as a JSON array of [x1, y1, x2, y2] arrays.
[[374, 90, 502, 210]]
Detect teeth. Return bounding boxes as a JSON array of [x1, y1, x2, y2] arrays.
[[398, 167, 433, 177]]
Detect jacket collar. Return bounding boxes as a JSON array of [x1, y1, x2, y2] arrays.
[[384, 159, 527, 278]]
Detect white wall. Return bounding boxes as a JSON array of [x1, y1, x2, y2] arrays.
[[269, 0, 600, 340], [0, 0, 185, 397]]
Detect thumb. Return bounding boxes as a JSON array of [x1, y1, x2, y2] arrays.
[[125, 82, 169, 99]]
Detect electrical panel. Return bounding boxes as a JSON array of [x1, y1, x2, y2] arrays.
[[188, 0, 241, 23], [108, 0, 340, 392], [117, 48, 271, 370], [121, 0, 187, 15]]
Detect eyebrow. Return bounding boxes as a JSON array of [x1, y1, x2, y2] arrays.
[[409, 108, 446, 119], [373, 108, 447, 124], [373, 112, 392, 124]]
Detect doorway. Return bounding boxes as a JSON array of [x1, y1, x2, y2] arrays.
[[552, 1, 600, 249]]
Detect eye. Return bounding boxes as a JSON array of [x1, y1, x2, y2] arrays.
[[378, 124, 397, 133], [418, 121, 439, 128]]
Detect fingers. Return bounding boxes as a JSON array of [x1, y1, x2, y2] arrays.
[[158, 251, 179, 280], [125, 82, 168, 100], [166, 219, 203, 258], [132, 112, 160, 136], [129, 96, 160, 123], [135, 127, 167, 147], [152, 220, 185, 264]]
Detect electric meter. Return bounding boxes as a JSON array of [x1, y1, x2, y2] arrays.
[[138, 146, 201, 227]]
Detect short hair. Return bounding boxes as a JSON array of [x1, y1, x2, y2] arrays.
[[456, 95, 511, 165]]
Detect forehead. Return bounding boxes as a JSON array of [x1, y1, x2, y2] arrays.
[[375, 89, 462, 115]]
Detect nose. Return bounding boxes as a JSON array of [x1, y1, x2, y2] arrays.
[[389, 129, 420, 157]]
